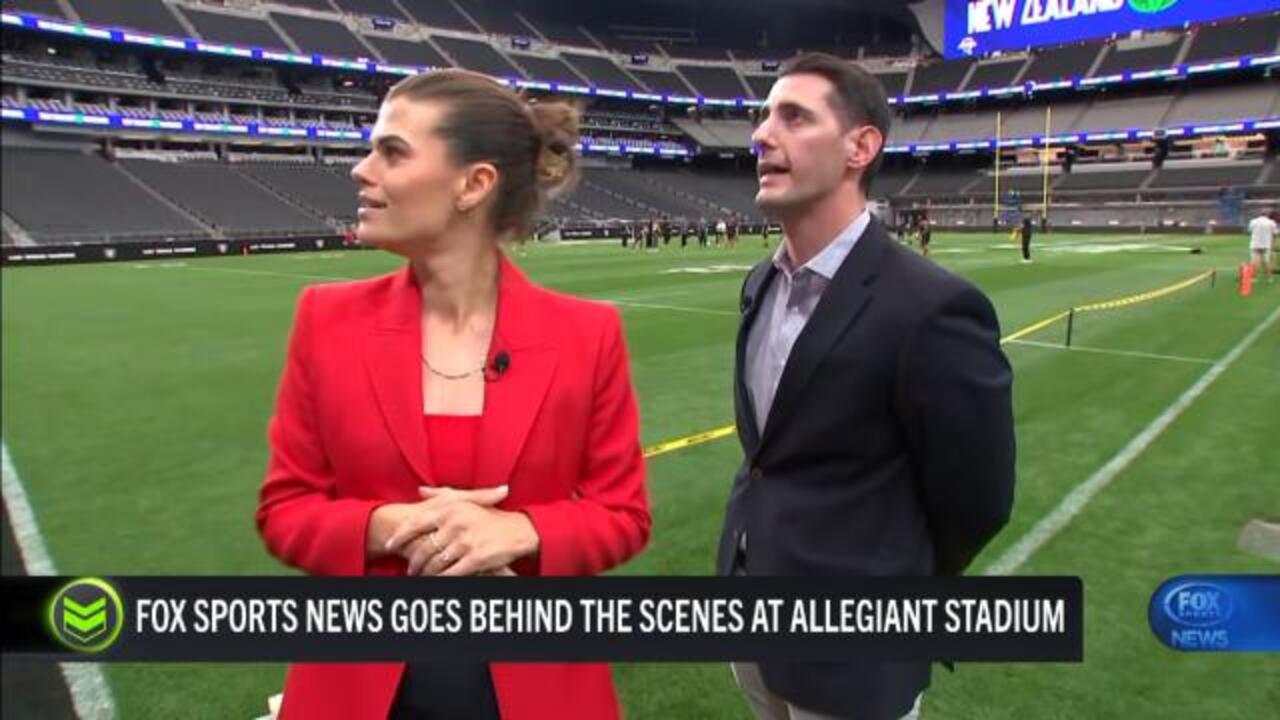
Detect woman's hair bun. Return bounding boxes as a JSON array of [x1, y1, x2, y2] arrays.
[[529, 101, 580, 197]]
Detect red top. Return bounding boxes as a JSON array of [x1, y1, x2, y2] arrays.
[[423, 414, 481, 489]]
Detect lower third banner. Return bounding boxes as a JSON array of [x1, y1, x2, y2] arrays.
[[2, 576, 1083, 662]]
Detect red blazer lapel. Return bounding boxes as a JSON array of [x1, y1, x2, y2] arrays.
[[364, 265, 434, 485], [362, 257, 558, 492], [475, 256, 558, 491]]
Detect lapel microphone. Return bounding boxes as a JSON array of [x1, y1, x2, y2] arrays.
[[485, 351, 511, 383]]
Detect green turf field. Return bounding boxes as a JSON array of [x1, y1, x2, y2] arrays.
[[3, 231, 1278, 718]]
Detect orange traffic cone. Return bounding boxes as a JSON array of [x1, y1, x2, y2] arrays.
[[1240, 263, 1254, 297]]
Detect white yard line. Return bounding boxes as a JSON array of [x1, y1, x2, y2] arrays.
[[1007, 339, 1216, 365], [2, 441, 117, 720], [184, 264, 734, 314], [183, 265, 357, 282], [985, 302, 1280, 575], [602, 299, 738, 316]]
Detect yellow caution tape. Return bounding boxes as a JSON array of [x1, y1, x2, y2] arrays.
[[638, 269, 1215, 460]]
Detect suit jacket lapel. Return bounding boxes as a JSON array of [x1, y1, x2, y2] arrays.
[[365, 264, 434, 485], [474, 256, 558, 491], [735, 261, 777, 455], [756, 220, 891, 454]]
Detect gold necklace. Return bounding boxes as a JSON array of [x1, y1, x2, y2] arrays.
[[421, 355, 485, 381]]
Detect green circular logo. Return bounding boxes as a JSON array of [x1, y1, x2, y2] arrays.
[[1128, 0, 1178, 13], [47, 577, 124, 654]]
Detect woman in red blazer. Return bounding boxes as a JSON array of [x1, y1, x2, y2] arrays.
[[256, 69, 651, 719]]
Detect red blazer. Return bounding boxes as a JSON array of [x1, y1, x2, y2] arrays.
[[257, 256, 651, 719]]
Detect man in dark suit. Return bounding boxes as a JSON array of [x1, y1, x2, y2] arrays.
[[718, 53, 1016, 720]]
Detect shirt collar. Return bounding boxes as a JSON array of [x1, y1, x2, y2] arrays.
[[772, 208, 871, 281]]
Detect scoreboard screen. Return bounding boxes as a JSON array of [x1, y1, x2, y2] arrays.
[[945, 0, 1279, 59]]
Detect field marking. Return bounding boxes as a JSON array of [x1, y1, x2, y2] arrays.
[[605, 299, 738, 316], [2, 441, 118, 720], [985, 301, 1280, 576], [184, 265, 356, 283], [635, 270, 1227, 461], [1000, 310, 1073, 345], [182, 263, 737, 316], [1006, 339, 1216, 365]]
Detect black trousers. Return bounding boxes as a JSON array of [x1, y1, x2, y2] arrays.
[[1021, 233, 1032, 260], [388, 662, 500, 720]]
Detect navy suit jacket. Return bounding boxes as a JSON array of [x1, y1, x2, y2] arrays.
[[717, 217, 1016, 719]]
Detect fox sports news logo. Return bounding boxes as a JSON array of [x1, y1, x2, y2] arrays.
[[1163, 582, 1234, 628], [1153, 580, 1237, 651]]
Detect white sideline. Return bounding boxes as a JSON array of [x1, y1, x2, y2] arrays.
[[1006, 339, 1216, 365], [2, 441, 118, 719], [985, 302, 1280, 575]]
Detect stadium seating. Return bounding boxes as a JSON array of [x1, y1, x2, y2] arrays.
[[1093, 37, 1182, 77], [974, 172, 1059, 196], [562, 175, 647, 219], [333, 0, 410, 22], [363, 35, 452, 68], [887, 116, 930, 145], [629, 69, 696, 96], [1147, 162, 1265, 190], [662, 44, 732, 62], [2, 0, 65, 19], [237, 162, 358, 223], [270, 13, 374, 60], [901, 169, 982, 197], [871, 171, 915, 199], [676, 65, 748, 98], [2, 0, 1276, 241], [461, 3, 533, 37], [399, 0, 477, 32], [510, 55, 587, 86], [744, 75, 774, 99], [1000, 99, 1089, 137], [524, 18, 598, 49], [1054, 166, 1154, 192], [643, 170, 759, 217], [1022, 43, 1101, 84], [909, 59, 973, 96], [522, 17, 596, 48], [877, 72, 908, 97], [431, 36, 526, 78], [1182, 14, 1280, 64], [179, 9, 291, 52], [582, 168, 715, 218], [1, 148, 209, 242], [964, 59, 1025, 91], [67, 0, 186, 38], [120, 159, 330, 235], [1072, 93, 1176, 134], [272, 0, 335, 12], [921, 111, 997, 142], [561, 52, 641, 90], [1162, 84, 1279, 126]]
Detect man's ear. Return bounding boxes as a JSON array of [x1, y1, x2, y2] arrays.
[[845, 125, 884, 175], [455, 162, 498, 213]]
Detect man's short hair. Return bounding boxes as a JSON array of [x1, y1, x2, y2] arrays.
[[777, 52, 891, 194]]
